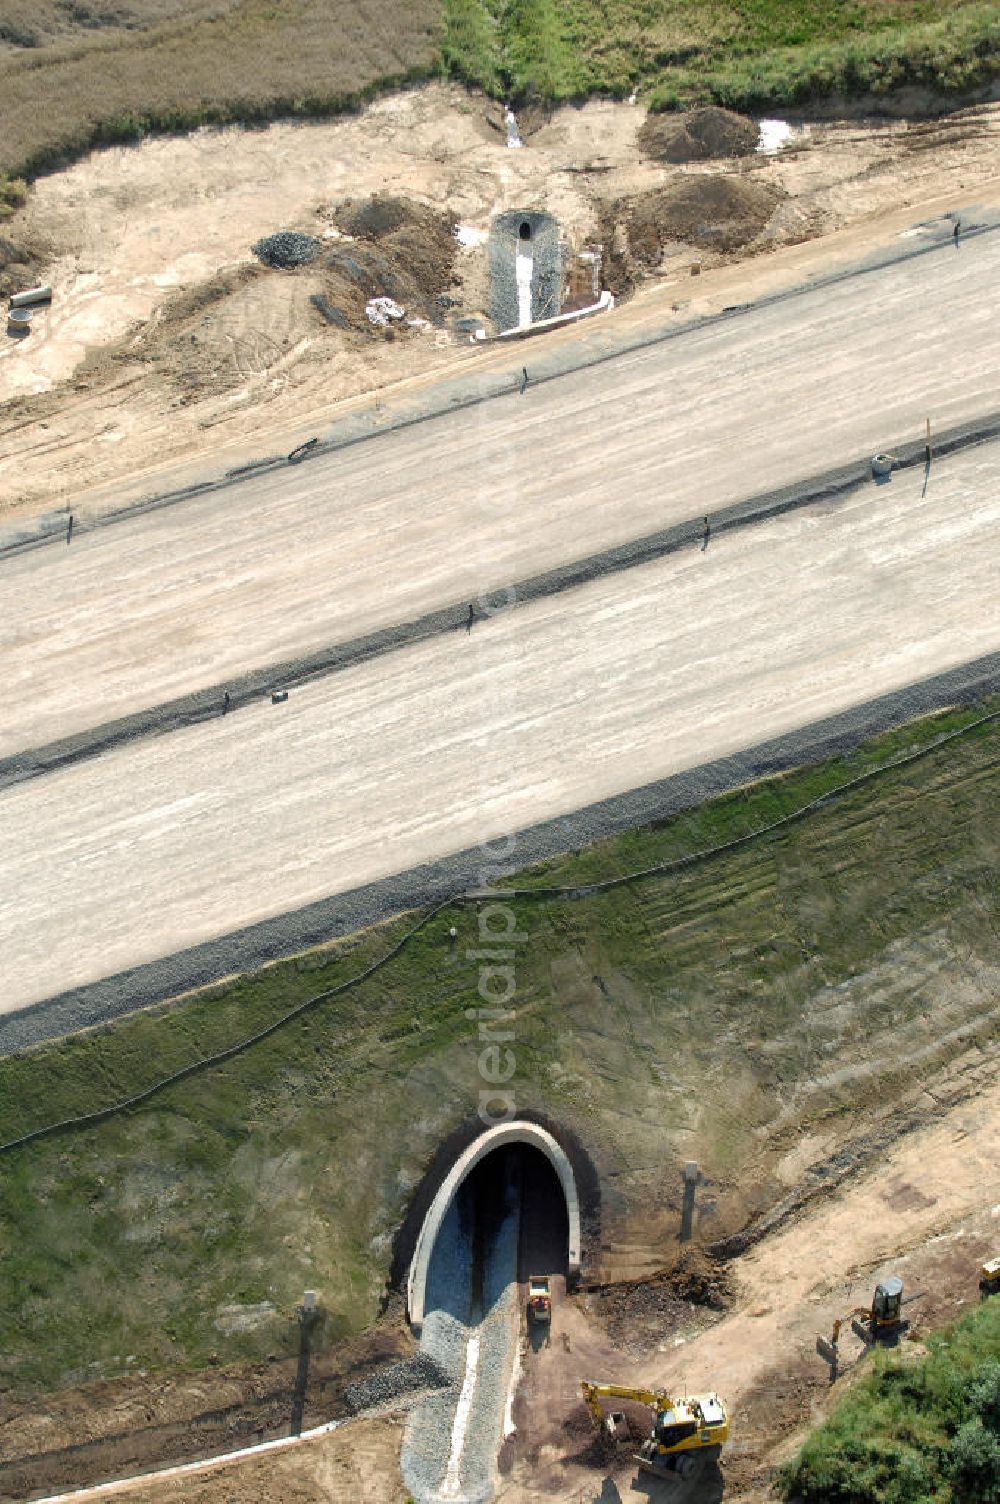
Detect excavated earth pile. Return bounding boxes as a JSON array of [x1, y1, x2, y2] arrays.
[[626, 175, 785, 261], [638, 105, 761, 163], [322, 193, 458, 332], [586, 1250, 735, 1356]]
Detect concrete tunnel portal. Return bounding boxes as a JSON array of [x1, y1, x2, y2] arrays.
[[406, 1121, 581, 1331]]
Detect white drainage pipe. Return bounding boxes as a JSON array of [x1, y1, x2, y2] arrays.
[[515, 241, 533, 329]]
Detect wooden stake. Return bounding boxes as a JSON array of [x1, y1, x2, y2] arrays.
[[925, 416, 932, 465]]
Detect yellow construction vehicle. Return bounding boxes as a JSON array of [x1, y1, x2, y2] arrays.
[[850, 1276, 907, 1342], [580, 1379, 728, 1481]]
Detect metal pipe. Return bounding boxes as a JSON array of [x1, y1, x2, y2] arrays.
[[10, 285, 52, 308]]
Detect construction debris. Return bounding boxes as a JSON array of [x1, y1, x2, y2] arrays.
[[310, 293, 349, 327], [365, 296, 404, 327]]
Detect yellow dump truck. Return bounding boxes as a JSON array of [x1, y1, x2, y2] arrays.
[[527, 1276, 551, 1324]]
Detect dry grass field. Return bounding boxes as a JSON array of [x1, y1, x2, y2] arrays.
[[0, 0, 443, 178]]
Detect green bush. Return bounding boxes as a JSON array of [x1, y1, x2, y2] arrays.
[[782, 1301, 1000, 1504], [0, 175, 28, 218], [964, 1359, 1000, 1430], [949, 1419, 1000, 1502]]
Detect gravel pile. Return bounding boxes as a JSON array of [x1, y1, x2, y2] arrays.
[[488, 210, 562, 333], [252, 231, 321, 268], [344, 1353, 451, 1413]]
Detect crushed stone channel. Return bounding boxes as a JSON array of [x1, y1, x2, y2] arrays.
[[401, 1166, 522, 1503]]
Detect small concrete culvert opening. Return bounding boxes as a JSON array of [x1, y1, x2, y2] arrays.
[[488, 210, 561, 332]]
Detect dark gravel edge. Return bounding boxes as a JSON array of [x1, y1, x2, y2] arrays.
[[4, 414, 998, 792], [2, 650, 997, 1055]]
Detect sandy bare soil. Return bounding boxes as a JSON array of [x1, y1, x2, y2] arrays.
[[497, 1057, 1000, 1504], [105, 1416, 410, 1504], [2, 436, 999, 1016], [1, 86, 999, 523]]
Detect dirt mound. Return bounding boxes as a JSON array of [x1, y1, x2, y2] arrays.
[[320, 194, 458, 333], [639, 106, 760, 163], [334, 193, 452, 245], [627, 174, 783, 261], [0, 230, 48, 299], [588, 1251, 734, 1355]]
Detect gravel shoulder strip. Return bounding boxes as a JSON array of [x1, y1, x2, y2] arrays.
[[1, 648, 997, 1056], [3, 413, 998, 793]]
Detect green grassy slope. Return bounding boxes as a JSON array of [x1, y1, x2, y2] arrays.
[[782, 1297, 1000, 1503], [443, 0, 1000, 109], [0, 702, 997, 1394], [0, 0, 998, 180]]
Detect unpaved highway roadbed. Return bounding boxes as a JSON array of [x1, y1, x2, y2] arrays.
[[4, 227, 1000, 757], [2, 438, 999, 1023]]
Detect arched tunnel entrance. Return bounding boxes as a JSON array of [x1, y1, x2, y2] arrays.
[[407, 1121, 581, 1332]]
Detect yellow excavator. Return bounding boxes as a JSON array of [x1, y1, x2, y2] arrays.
[[580, 1379, 729, 1481]]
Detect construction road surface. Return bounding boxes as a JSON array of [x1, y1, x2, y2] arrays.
[[2, 225, 1000, 1033], [4, 224, 1000, 758], [3, 436, 1000, 1023]]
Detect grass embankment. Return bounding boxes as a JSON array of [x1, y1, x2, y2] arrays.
[[444, 0, 1000, 111], [1, 1, 998, 180], [783, 1298, 1000, 1503], [0, 703, 998, 1393]]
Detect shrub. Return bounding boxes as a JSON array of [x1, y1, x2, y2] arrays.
[[949, 1418, 1000, 1501], [0, 175, 28, 219], [964, 1359, 1000, 1430]]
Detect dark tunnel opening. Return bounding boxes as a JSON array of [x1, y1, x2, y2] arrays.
[[423, 1144, 569, 1324]]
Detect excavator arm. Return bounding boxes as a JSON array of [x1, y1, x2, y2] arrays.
[[581, 1380, 667, 1424]]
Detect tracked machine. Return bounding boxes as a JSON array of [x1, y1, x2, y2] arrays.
[[851, 1276, 909, 1342], [581, 1379, 728, 1482]]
